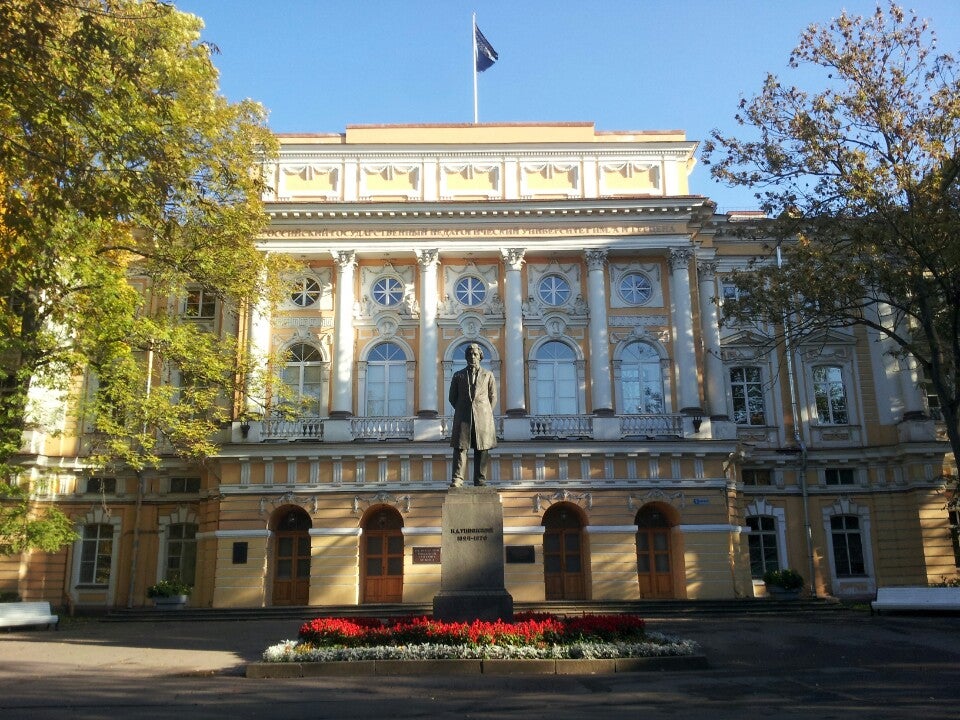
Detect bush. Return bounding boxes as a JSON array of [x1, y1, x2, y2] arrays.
[[763, 568, 804, 590], [146, 579, 192, 598]]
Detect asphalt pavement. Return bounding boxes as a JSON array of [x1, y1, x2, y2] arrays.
[[2, 609, 960, 719]]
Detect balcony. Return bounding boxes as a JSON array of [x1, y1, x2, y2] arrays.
[[244, 412, 686, 444]]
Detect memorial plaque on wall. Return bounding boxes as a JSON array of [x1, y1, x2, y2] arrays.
[[413, 546, 441, 564], [505, 545, 535, 564]]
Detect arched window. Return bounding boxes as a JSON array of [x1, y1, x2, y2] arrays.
[[281, 343, 324, 414], [535, 341, 578, 414], [621, 342, 664, 414], [366, 342, 407, 416]]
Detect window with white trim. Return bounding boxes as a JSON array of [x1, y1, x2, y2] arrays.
[[534, 341, 578, 414], [830, 515, 866, 576], [289, 277, 322, 308], [366, 342, 407, 416], [454, 276, 487, 307], [537, 274, 571, 307], [371, 276, 404, 307], [79, 524, 113, 585], [620, 342, 664, 414], [184, 288, 217, 319], [281, 343, 325, 414], [165, 523, 197, 585], [746, 515, 780, 578], [813, 365, 848, 424], [618, 272, 653, 305], [730, 366, 766, 425]]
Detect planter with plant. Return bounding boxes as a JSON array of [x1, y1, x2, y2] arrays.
[[762, 568, 804, 600], [146, 579, 191, 609]]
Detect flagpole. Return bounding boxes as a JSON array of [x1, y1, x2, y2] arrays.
[[472, 13, 479, 124]]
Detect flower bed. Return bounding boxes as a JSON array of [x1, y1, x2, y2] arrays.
[[262, 613, 698, 663]]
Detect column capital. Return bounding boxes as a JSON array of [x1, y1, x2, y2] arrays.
[[584, 248, 608, 271], [668, 248, 694, 272], [501, 248, 526, 271], [333, 250, 357, 269], [697, 260, 718, 280], [416, 249, 440, 269]]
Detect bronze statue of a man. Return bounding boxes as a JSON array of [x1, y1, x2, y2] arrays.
[[448, 343, 497, 487]]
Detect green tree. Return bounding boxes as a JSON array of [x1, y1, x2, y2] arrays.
[[702, 3, 960, 469], [0, 483, 77, 556], [0, 0, 284, 552]]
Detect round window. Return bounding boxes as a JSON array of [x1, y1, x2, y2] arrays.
[[454, 276, 487, 306], [290, 277, 322, 307], [371, 277, 404, 306], [537, 274, 571, 307], [618, 273, 653, 305]]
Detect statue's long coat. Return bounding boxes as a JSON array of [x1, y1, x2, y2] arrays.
[[448, 367, 498, 451]]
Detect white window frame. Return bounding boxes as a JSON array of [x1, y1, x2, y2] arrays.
[[280, 342, 329, 416], [157, 507, 199, 586], [821, 498, 876, 597], [70, 507, 122, 605], [357, 339, 415, 417], [528, 337, 585, 415]]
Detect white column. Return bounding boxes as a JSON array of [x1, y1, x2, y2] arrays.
[[330, 250, 357, 417], [669, 248, 702, 414], [245, 287, 272, 417], [697, 260, 728, 419], [416, 249, 440, 417], [501, 248, 526, 415], [584, 249, 613, 415]]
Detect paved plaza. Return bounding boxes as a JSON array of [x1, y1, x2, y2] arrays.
[[2, 610, 960, 719]]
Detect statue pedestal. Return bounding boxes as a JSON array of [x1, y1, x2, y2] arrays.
[[432, 487, 513, 623]]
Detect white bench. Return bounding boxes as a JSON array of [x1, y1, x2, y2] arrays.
[[871, 587, 960, 614], [0, 601, 60, 630]]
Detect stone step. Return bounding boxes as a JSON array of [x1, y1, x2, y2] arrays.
[[100, 598, 846, 623]]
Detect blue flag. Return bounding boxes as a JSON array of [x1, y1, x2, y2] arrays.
[[475, 25, 498, 72]]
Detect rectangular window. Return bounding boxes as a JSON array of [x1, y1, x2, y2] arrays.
[[746, 516, 779, 578], [730, 367, 766, 425], [742, 468, 773, 486], [720, 280, 740, 301], [169, 477, 201, 493], [813, 365, 849, 425], [79, 524, 113, 585], [824, 468, 857, 485], [184, 288, 217, 319], [86, 477, 117, 494], [831, 515, 866, 576], [165, 523, 197, 585]]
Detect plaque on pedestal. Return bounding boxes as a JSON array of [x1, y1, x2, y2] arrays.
[[432, 487, 514, 622]]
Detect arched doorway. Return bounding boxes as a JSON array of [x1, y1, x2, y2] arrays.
[[542, 503, 587, 600], [362, 506, 404, 603], [272, 506, 312, 606], [635, 503, 675, 599]]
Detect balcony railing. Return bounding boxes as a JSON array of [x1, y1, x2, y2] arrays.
[[530, 414, 594, 439], [619, 413, 683, 438], [351, 416, 415, 441], [248, 412, 685, 443], [262, 417, 324, 442]]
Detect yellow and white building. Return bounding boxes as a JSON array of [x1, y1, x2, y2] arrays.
[[4, 123, 957, 610]]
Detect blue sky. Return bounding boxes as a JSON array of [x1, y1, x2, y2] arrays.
[[172, 0, 960, 212]]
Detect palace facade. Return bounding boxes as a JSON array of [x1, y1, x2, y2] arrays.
[[4, 123, 956, 610]]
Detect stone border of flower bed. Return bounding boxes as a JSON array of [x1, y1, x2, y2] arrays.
[[246, 655, 708, 678]]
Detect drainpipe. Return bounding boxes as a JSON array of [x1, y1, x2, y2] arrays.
[[778, 246, 817, 597]]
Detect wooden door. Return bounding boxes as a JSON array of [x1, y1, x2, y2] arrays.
[[635, 504, 674, 599], [636, 528, 673, 598], [543, 504, 586, 601], [362, 508, 404, 603], [273, 531, 310, 605]]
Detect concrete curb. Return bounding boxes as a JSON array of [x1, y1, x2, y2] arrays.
[[246, 654, 708, 678]]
